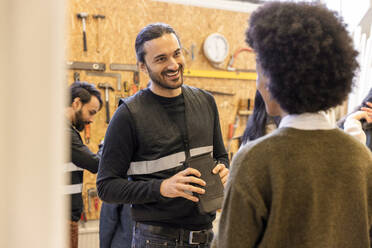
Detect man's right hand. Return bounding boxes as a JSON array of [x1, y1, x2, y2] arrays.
[[160, 167, 206, 202]]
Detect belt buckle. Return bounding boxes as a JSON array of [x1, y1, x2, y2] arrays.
[[189, 230, 202, 245]]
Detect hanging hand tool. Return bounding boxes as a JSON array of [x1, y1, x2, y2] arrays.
[[133, 71, 140, 86], [130, 71, 140, 96], [73, 72, 80, 82], [123, 81, 129, 94], [86, 71, 122, 91], [94, 197, 99, 211], [80, 210, 87, 227], [110, 63, 138, 72], [84, 124, 90, 144], [98, 83, 114, 124], [93, 14, 105, 53], [67, 61, 106, 71], [226, 115, 239, 159], [109, 64, 140, 94], [87, 188, 98, 213], [131, 84, 138, 96], [77, 12, 89, 52]]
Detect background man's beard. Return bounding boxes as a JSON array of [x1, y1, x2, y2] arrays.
[[73, 110, 86, 131]]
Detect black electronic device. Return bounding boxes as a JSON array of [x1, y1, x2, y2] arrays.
[[186, 152, 224, 213]]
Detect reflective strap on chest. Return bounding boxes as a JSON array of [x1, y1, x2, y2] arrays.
[[127, 146, 213, 175]]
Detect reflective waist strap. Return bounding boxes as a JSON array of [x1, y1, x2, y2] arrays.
[[64, 162, 84, 173], [189, 146, 213, 157], [127, 146, 213, 175], [63, 183, 83, 195]]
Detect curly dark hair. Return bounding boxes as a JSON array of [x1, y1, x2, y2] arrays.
[[246, 2, 359, 114]]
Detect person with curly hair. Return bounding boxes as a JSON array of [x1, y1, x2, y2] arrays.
[[213, 2, 372, 248]]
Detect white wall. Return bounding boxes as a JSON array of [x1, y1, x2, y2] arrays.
[[0, 1, 66, 247], [324, 0, 372, 110], [324, 0, 370, 32]]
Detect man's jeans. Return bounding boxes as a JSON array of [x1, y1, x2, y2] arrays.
[[132, 222, 213, 248]]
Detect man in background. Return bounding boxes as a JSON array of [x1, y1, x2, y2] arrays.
[[64, 81, 102, 248]]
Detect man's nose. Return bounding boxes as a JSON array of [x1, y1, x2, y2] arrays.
[[167, 57, 179, 70]]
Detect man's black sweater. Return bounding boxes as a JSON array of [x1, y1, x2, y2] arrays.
[[97, 87, 228, 230]]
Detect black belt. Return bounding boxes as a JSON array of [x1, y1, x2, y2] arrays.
[[135, 222, 213, 245]]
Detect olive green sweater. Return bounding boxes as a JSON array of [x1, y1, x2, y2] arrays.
[[213, 127, 372, 248]]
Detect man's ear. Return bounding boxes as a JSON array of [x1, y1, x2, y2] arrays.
[[138, 62, 148, 74], [72, 97, 82, 110]]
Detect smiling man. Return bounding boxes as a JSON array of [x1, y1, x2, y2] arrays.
[[97, 23, 229, 247]]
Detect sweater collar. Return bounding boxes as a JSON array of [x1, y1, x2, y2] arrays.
[[279, 111, 336, 130]]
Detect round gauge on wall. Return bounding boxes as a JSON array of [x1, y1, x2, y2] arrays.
[[203, 33, 229, 64]]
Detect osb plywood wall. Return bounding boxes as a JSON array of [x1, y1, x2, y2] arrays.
[[66, 0, 256, 220]]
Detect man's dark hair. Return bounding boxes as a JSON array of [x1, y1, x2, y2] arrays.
[[135, 23, 181, 63], [246, 2, 359, 114], [69, 81, 103, 110]]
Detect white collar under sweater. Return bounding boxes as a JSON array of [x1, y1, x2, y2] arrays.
[[279, 111, 336, 130]]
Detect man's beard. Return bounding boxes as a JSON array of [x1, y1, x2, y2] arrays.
[[146, 63, 184, 90], [73, 110, 86, 132]]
